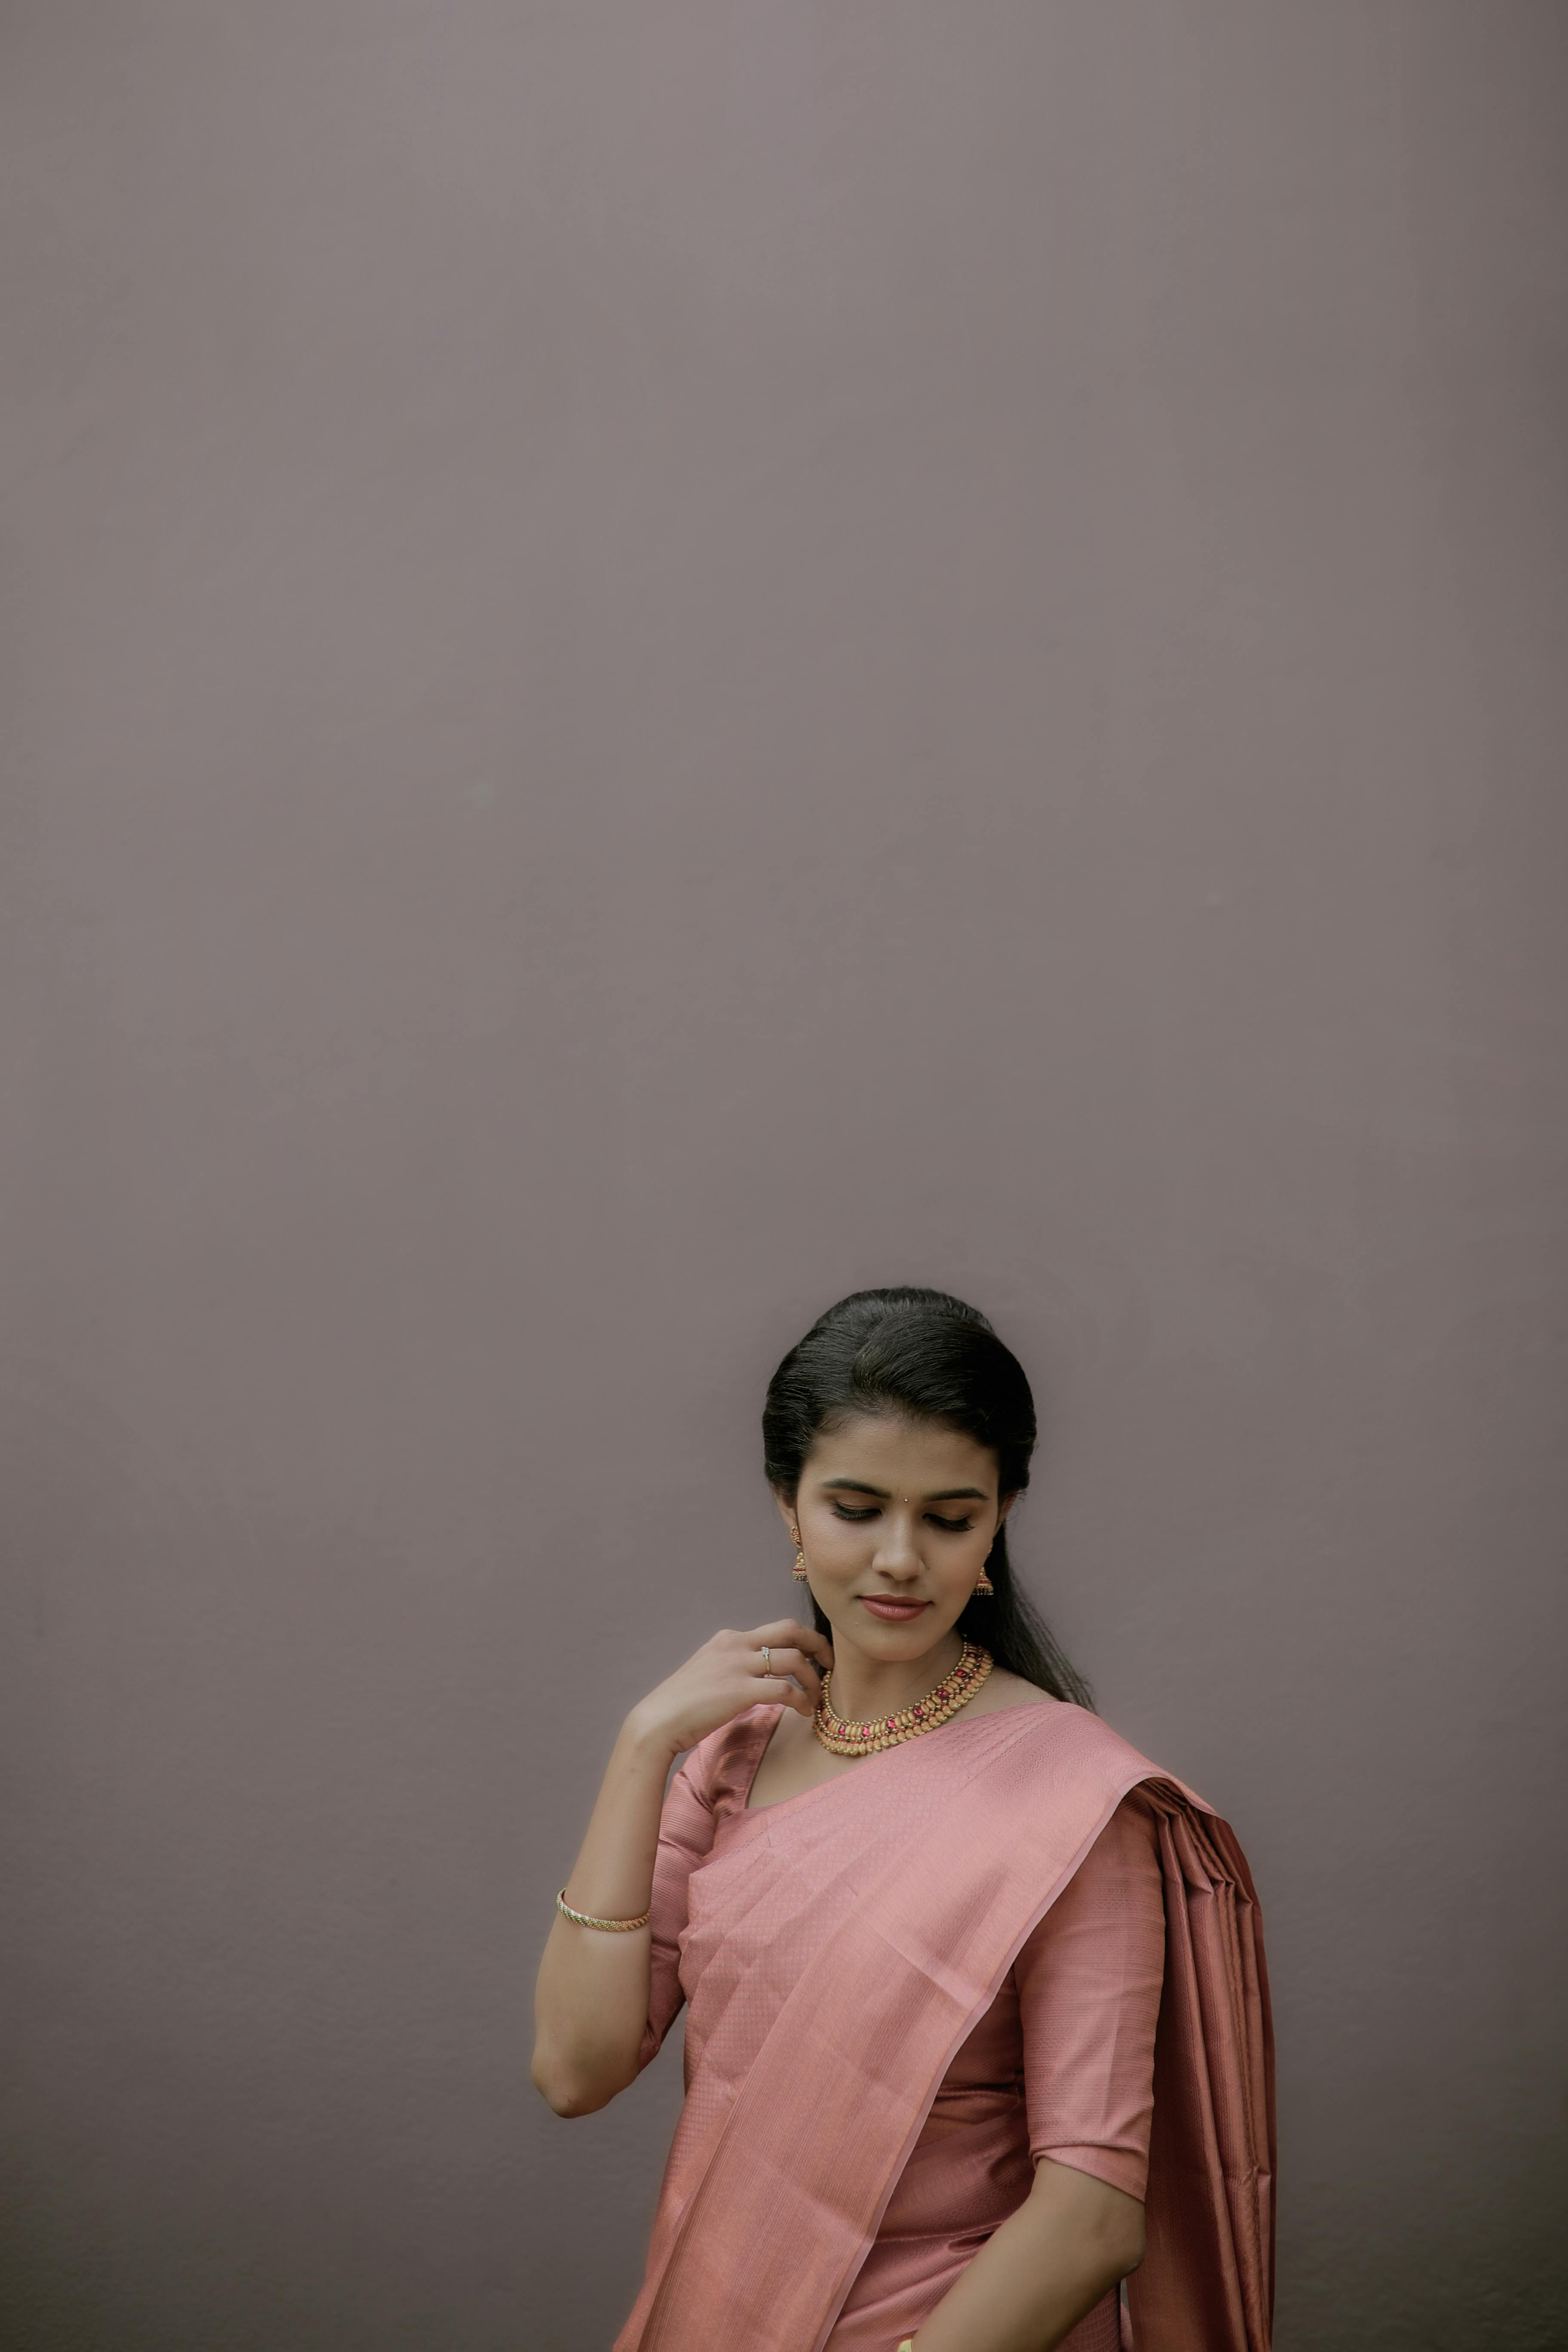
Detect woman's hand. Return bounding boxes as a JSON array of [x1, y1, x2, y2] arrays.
[[534, 1617, 832, 2119], [626, 1619, 834, 1760]]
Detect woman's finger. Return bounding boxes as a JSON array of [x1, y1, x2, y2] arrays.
[[749, 1646, 823, 1700], [787, 1616, 836, 1665], [758, 1675, 817, 1719], [748, 1617, 834, 1666]]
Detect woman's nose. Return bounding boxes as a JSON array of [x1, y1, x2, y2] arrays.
[[871, 1516, 922, 1577]]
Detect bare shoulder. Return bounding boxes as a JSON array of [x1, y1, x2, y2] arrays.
[[968, 1666, 1057, 1717]]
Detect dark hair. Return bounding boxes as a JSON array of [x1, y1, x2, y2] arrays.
[[762, 1287, 1093, 1708]]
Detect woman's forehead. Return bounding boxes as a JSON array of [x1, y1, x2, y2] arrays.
[[803, 1412, 996, 1488]]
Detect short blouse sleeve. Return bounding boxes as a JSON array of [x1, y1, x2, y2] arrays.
[[636, 1753, 719, 2072], [1015, 1786, 1167, 2202], [636, 1708, 777, 2073]]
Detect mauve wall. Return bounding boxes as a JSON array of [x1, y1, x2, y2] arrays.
[[3, 6, 1565, 2347]]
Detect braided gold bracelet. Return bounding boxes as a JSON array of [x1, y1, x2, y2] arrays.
[[555, 1887, 652, 1933]]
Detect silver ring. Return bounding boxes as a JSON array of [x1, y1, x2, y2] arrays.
[[760, 1645, 771, 1675]]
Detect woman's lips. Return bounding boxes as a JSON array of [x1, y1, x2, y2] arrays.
[[858, 1595, 932, 1622]]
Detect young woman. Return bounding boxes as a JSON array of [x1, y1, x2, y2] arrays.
[[533, 1289, 1275, 2352]]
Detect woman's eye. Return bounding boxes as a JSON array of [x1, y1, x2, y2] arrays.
[[828, 1504, 976, 1530]]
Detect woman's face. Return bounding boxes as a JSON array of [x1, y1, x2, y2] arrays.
[[778, 1412, 1012, 1668]]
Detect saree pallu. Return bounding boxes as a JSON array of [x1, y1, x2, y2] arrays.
[[615, 1699, 1274, 2352]]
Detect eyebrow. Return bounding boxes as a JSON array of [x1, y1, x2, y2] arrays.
[[817, 1478, 991, 1502]]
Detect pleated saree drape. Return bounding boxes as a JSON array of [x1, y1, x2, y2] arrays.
[[614, 1701, 1274, 2352]]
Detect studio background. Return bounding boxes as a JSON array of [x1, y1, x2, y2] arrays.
[[3, 5, 1565, 2347]]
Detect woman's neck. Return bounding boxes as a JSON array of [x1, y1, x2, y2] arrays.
[[824, 1628, 967, 1727]]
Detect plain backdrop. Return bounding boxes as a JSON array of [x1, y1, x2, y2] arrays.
[[3, 4, 1566, 2348]]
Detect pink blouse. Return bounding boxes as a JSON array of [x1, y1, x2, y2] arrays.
[[639, 1706, 1167, 2350]]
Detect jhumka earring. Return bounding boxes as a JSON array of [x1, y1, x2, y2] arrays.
[[790, 1524, 809, 1581], [974, 1549, 996, 1598]]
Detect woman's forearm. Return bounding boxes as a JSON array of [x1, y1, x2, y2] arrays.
[[906, 2157, 1145, 2352], [530, 1707, 675, 2115], [532, 1618, 831, 2120]]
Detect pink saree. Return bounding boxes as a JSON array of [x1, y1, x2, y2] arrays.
[[614, 1698, 1274, 2352]]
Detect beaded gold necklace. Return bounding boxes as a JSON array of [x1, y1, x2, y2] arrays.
[[812, 1640, 993, 1757]]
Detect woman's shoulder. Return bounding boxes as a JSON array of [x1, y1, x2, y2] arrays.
[[966, 1666, 1056, 1717], [967, 1676, 1185, 1786], [974, 1685, 1215, 1819], [674, 1703, 781, 1812]]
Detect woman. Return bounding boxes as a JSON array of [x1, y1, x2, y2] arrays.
[[533, 1289, 1275, 2352]]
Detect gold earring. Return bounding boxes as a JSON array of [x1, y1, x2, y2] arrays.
[[790, 1523, 808, 1582], [974, 1568, 995, 1597]]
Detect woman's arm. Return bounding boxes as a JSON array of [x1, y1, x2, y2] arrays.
[[903, 2158, 1144, 2352], [530, 1616, 830, 2118], [906, 1792, 1166, 2347], [530, 1711, 681, 2116]]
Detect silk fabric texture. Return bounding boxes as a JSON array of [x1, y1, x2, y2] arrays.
[[613, 1698, 1275, 2352]]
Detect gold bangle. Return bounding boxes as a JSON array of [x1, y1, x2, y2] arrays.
[[555, 1887, 652, 1933]]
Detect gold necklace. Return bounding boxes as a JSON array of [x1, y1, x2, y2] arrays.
[[813, 1641, 993, 1757]]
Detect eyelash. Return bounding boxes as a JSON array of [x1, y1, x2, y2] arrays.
[[830, 1504, 976, 1533]]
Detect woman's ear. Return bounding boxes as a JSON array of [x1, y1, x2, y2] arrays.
[[996, 1491, 1017, 1529], [771, 1488, 798, 1536]]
